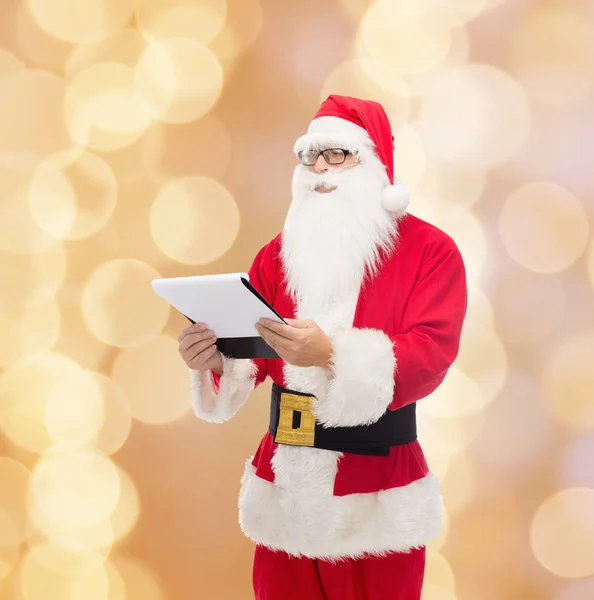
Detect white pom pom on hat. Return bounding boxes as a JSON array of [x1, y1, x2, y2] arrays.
[[380, 174, 410, 214]]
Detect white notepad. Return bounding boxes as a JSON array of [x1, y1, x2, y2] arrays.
[[151, 273, 286, 359]]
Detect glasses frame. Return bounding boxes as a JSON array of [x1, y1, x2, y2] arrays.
[[297, 148, 353, 167]]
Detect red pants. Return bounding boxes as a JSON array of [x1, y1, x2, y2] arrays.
[[253, 545, 426, 600]]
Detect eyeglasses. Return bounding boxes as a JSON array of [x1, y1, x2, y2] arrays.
[[297, 148, 353, 167]]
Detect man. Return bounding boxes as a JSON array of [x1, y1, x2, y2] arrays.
[[178, 95, 467, 599]]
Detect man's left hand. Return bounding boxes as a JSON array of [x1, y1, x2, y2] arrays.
[[255, 318, 333, 368]]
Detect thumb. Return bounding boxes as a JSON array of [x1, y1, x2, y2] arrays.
[[285, 318, 313, 329]]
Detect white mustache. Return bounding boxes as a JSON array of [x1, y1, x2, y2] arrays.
[[295, 167, 350, 191]]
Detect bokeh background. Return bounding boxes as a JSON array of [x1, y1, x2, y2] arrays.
[[0, 0, 593, 598]]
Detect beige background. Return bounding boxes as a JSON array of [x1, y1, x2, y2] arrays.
[[1, 0, 594, 598]]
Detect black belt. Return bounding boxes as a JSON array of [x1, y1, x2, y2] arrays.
[[268, 383, 417, 456]]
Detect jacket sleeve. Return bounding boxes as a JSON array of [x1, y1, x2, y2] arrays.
[[315, 231, 467, 428], [191, 242, 274, 423]]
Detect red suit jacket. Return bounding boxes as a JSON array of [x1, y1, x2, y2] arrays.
[[191, 214, 467, 560]]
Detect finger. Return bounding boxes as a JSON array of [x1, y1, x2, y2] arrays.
[[187, 337, 218, 364], [191, 342, 219, 367], [257, 327, 292, 351], [178, 322, 207, 342], [257, 319, 296, 340], [180, 329, 215, 352], [283, 318, 311, 329]]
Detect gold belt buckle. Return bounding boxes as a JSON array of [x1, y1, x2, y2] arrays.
[[274, 392, 316, 447]]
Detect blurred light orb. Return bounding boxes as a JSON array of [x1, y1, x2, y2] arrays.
[[427, 503, 449, 553], [393, 124, 427, 190], [415, 0, 488, 29], [465, 283, 495, 329], [82, 259, 169, 347], [27, 542, 106, 577], [0, 70, 75, 167], [321, 59, 411, 123], [0, 159, 58, 255], [19, 544, 109, 600], [421, 584, 458, 600], [89, 373, 132, 457], [542, 333, 594, 430], [111, 556, 165, 600], [28, 503, 115, 552], [440, 453, 476, 518], [419, 164, 486, 210], [142, 115, 231, 182], [420, 368, 485, 419], [425, 551, 456, 592], [209, 0, 264, 61], [135, 38, 224, 124], [473, 372, 553, 478], [587, 240, 594, 289], [65, 62, 153, 152], [500, 182, 589, 273], [510, 8, 594, 108], [359, 1, 453, 75], [0, 296, 61, 368], [30, 449, 121, 530], [25, 0, 134, 44], [0, 225, 66, 300], [43, 368, 105, 449], [418, 64, 531, 168], [136, 0, 226, 45], [435, 202, 486, 281], [560, 434, 594, 490], [29, 150, 117, 241], [111, 335, 192, 425], [0, 351, 94, 454], [418, 409, 486, 456], [150, 176, 240, 264], [0, 458, 31, 547], [15, 3, 74, 74], [556, 579, 594, 600], [407, 191, 437, 225], [531, 488, 594, 578], [66, 28, 149, 78], [493, 268, 566, 345], [0, 49, 26, 79], [356, 56, 411, 99], [0, 542, 19, 581], [109, 466, 140, 544], [392, 25, 470, 100], [454, 321, 508, 404]]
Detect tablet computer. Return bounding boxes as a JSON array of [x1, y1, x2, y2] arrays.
[[152, 273, 286, 359]]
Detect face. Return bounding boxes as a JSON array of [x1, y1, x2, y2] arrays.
[[306, 149, 359, 193]]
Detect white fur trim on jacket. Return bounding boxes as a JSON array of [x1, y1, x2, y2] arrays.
[[314, 327, 396, 427], [239, 459, 441, 560], [191, 355, 257, 423]]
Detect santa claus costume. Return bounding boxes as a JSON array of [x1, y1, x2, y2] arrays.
[[190, 95, 467, 599]]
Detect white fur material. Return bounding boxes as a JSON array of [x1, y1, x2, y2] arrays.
[[316, 327, 397, 427], [381, 180, 410, 214], [191, 355, 257, 423], [239, 460, 442, 560], [308, 115, 368, 136]]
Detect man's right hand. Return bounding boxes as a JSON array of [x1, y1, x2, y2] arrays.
[[178, 323, 223, 375]]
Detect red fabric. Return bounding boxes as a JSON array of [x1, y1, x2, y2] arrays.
[[251, 433, 429, 496], [313, 95, 395, 184], [253, 544, 426, 600], [244, 214, 466, 496]]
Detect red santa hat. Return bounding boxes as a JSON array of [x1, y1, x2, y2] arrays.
[[294, 94, 410, 214]]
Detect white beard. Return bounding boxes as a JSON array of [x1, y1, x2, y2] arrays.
[[280, 161, 397, 311]]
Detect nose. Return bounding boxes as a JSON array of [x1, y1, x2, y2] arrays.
[[313, 153, 329, 173]]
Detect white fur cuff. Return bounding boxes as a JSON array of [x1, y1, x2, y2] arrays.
[[191, 355, 257, 423], [315, 328, 396, 427]]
